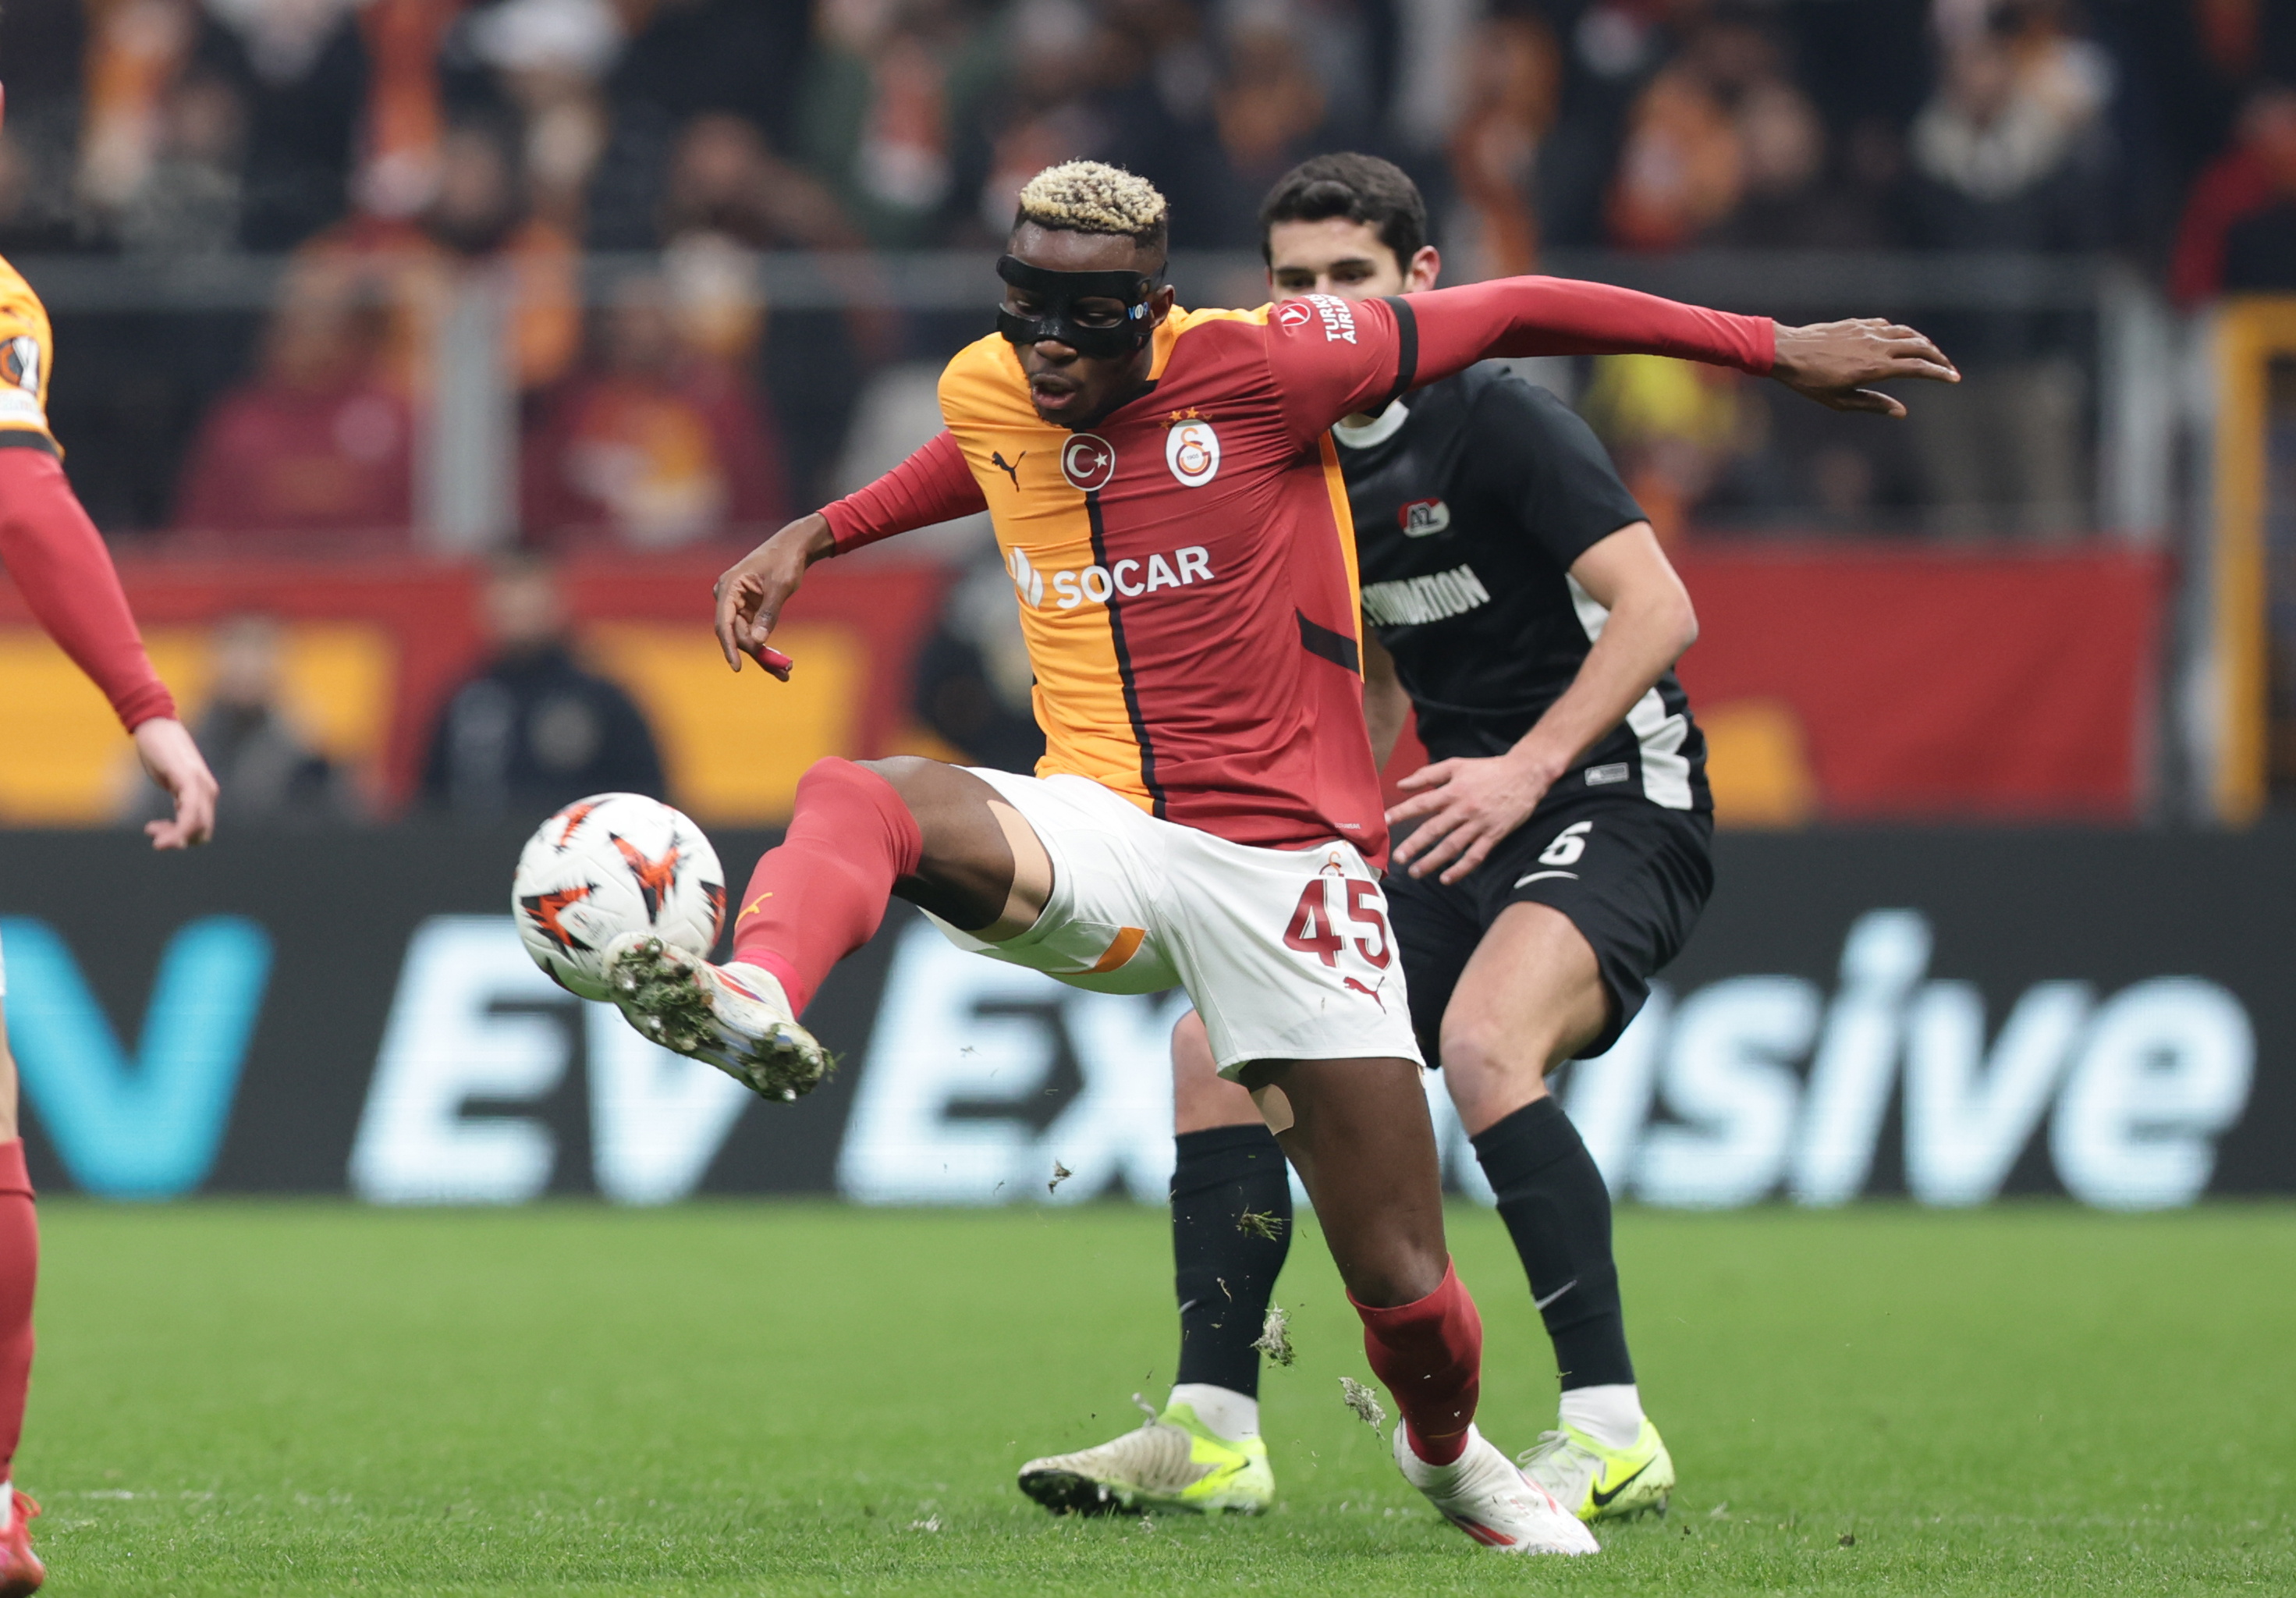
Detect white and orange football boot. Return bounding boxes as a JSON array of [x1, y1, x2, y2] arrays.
[[603, 933, 830, 1101], [1393, 1424, 1599, 1556]]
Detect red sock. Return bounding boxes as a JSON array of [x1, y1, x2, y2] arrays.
[[729, 759, 923, 1014], [1353, 1259, 1482, 1466], [0, 1141, 36, 1484]]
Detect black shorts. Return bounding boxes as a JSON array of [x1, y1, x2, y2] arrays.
[[1384, 792, 1714, 1060]]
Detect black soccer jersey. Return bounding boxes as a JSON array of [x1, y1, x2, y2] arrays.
[[1336, 362, 1710, 813]]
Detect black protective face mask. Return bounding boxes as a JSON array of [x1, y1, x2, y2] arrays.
[[994, 254, 1159, 360]]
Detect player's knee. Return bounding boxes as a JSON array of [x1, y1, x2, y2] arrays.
[[1439, 1012, 1560, 1095]]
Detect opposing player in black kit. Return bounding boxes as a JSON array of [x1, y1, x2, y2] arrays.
[[1018, 154, 1943, 1524]]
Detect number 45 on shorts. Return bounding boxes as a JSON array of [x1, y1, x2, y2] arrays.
[[1283, 875, 1393, 972]]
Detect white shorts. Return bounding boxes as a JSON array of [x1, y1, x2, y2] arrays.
[[925, 769, 1422, 1078]]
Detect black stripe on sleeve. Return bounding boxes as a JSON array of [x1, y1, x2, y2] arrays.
[[1377, 295, 1419, 410], [1297, 609, 1361, 674], [0, 429, 60, 457], [1086, 491, 1167, 817]]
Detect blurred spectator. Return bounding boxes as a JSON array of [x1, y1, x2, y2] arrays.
[[173, 275, 413, 539], [522, 272, 788, 549], [116, 65, 247, 257], [204, 0, 367, 250], [1900, 3, 2112, 534], [969, 0, 1112, 239], [421, 556, 665, 822], [910, 549, 1045, 774], [128, 614, 359, 826], [1446, 9, 1563, 279], [76, 0, 202, 221], [654, 112, 865, 253], [459, 0, 626, 234], [2171, 83, 2296, 302], [1709, 82, 1893, 250], [583, 0, 814, 249], [1204, 4, 1341, 243], [1605, 59, 1742, 250], [303, 115, 582, 397], [800, 0, 1003, 247]]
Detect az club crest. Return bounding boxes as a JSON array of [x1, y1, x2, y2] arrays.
[[1399, 498, 1451, 538], [1061, 433, 1116, 492]]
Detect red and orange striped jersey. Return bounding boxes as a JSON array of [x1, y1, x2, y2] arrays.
[[825, 278, 1774, 865]]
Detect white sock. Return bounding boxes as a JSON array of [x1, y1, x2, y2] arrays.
[[1559, 1383, 1643, 1451], [1168, 1383, 1259, 1441], [0, 1480, 14, 1533]]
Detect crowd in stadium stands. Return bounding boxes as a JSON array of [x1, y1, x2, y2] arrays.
[[0, 0, 2287, 549]]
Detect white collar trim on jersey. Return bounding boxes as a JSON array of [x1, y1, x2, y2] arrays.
[[1333, 398, 1410, 449]]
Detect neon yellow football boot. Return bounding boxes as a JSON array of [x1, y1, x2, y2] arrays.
[[1017, 1401, 1274, 1516], [1517, 1419, 1673, 1523]]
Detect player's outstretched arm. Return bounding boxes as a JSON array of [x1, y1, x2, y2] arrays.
[[1376, 279, 1956, 420], [713, 430, 986, 680], [133, 717, 218, 849]]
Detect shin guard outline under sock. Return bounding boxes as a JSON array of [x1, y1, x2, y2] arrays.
[[0, 1141, 35, 1481], [1171, 1124, 1292, 1398], [729, 758, 923, 1014], [1353, 1260, 1482, 1466], [1471, 1095, 1635, 1390]]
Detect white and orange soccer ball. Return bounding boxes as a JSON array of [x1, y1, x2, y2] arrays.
[[511, 793, 725, 1000]]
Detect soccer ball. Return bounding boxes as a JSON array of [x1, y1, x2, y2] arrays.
[[512, 794, 726, 1001]]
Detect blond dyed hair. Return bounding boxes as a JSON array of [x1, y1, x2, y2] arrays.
[[1014, 162, 1169, 253]]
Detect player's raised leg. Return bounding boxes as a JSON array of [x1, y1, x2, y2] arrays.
[[0, 1014, 43, 1598], [1437, 901, 1673, 1522], [1247, 1054, 1593, 1554], [1017, 1014, 1282, 1515], [607, 755, 1049, 1097]]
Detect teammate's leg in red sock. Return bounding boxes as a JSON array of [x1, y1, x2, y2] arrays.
[[1354, 1261, 1483, 1465], [0, 1136, 38, 1582], [729, 758, 924, 1013]]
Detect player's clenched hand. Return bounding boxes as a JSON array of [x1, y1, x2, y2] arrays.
[[1386, 751, 1560, 885], [713, 513, 837, 680], [1771, 318, 1958, 417], [133, 717, 218, 849]]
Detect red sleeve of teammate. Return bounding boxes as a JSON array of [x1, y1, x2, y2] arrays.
[[0, 448, 176, 730], [1267, 279, 1776, 440], [819, 429, 988, 554]]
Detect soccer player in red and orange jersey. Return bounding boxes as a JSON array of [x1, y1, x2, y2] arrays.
[[0, 83, 221, 1597], [602, 162, 1950, 1554]]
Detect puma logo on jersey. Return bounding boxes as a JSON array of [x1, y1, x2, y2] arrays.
[[1398, 498, 1450, 538], [1360, 564, 1491, 627], [990, 449, 1025, 489], [1010, 544, 1215, 610]]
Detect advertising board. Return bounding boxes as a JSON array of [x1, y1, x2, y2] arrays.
[[0, 826, 2284, 1207]]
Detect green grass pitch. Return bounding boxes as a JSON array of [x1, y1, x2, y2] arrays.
[[24, 1200, 2294, 1595]]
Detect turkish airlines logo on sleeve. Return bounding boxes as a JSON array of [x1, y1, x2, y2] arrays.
[[1166, 419, 1219, 487], [1060, 433, 1117, 492], [1275, 301, 1312, 330]]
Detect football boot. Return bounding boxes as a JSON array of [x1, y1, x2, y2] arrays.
[[0, 1490, 44, 1598], [603, 934, 829, 1101], [1394, 1424, 1599, 1555], [1018, 1401, 1273, 1516], [1518, 1418, 1674, 1522]]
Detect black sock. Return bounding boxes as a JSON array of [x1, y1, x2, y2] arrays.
[[1170, 1124, 1292, 1397], [1471, 1096, 1635, 1390]]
